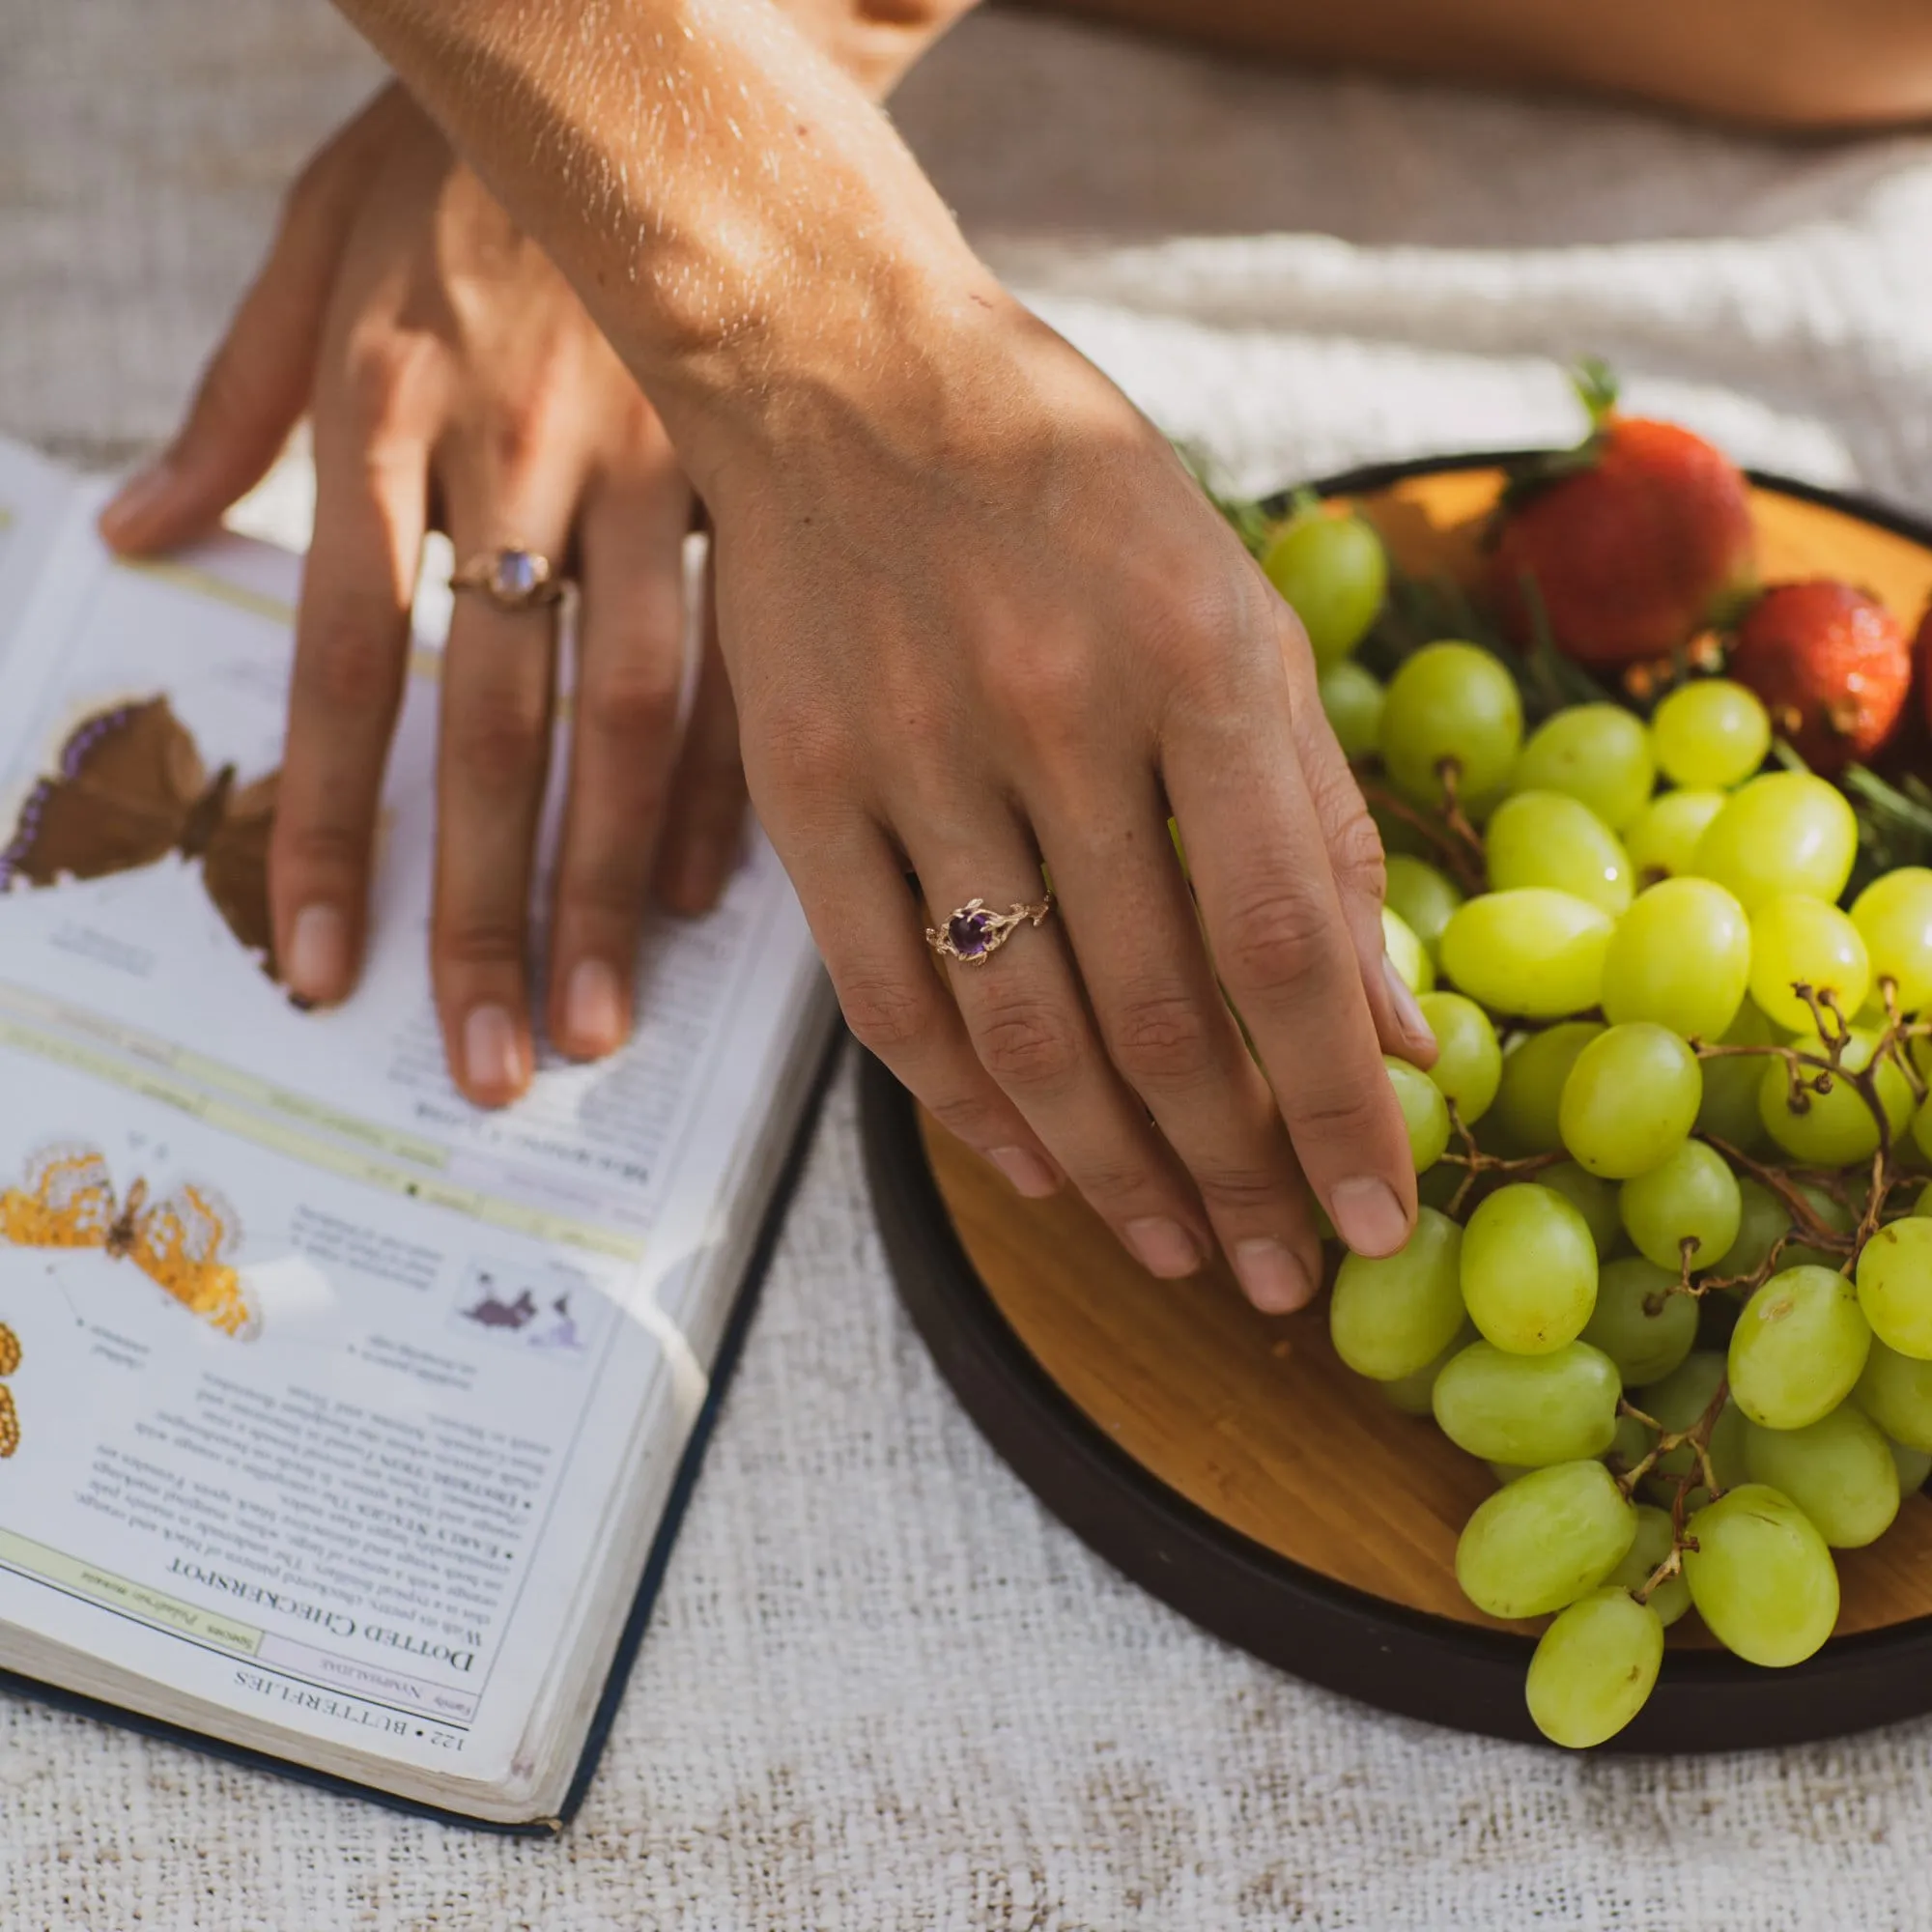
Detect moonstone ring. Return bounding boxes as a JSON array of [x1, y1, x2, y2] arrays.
[[925, 895, 1054, 965], [449, 545, 568, 613]]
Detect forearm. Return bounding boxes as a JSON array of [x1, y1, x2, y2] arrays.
[[329, 0, 1001, 475]]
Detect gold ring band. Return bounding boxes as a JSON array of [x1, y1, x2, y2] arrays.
[[449, 545, 569, 613], [925, 895, 1053, 964]]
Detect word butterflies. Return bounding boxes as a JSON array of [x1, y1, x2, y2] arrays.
[[0, 1146, 258, 1340], [0, 1321, 18, 1458], [0, 696, 280, 980]]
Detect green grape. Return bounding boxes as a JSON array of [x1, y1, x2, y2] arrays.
[[1557, 1023, 1702, 1179], [1432, 1340, 1622, 1465], [1581, 1257, 1698, 1385], [1624, 789, 1727, 885], [1461, 1183, 1598, 1354], [1718, 1176, 1794, 1281], [1384, 855, 1463, 960], [1851, 867, 1932, 1015], [1683, 1484, 1839, 1666], [1511, 704, 1655, 832], [1381, 905, 1434, 995], [1537, 1160, 1623, 1257], [1781, 1181, 1857, 1272], [1916, 1095, 1932, 1165], [1891, 1437, 1932, 1492], [1378, 1321, 1476, 1415], [1649, 678, 1773, 789], [1484, 790, 1634, 916], [1379, 640, 1522, 810], [1385, 1056, 1452, 1173], [1747, 894, 1872, 1033], [1454, 1460, 1637, 1620], [1759, 1029, 1912, 1166], [1742, 1406, 1900, 1548], [1636, 1350, 1727, 1482], [1652, 1399, 1750, 1515], [1318, 660, 1385, 760], [1618, 1141, 1742, 1273], [1855, 1216, 1932, 1359], [1919, 1180, 1932, 1217], [1605, 1410, 1655, 1479], [1853, 1340, 1932, 1451], [1525, 1586, 1663, 1748], [1330, 1207, 1464, 1380], [1606, 1503, 1690, 1626], [1416, 991, 1501, 1125], [1600, 877, 1750, 1041], [1262, 508, 1387, 669], [1729, 1264, 1872, 1429], [1489, 1462, 1531, 1486], [1492, 1022, 1604, 1154], [1691, 771, 1859, 913], [1438, 890, 1613, 1020], [1695, 998, 1776, 1151]]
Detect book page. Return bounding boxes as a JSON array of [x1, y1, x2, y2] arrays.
[[0, 440, 77, 649], [0, 484, 829, 1789]]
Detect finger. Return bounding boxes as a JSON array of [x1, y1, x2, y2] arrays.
[[910, 813, 1216, 1281], [99, 86, 409, 554], [433, 467, 581, 1107], [549, 452, 695, 1059], [654, 559, 748, 915], [1289, 655, 1438, 1068], [1027, 771, 1323, 1312], [270, 416, 430, 1010], [777, 816, 1066, 1200], [1169, 665, 1418, 1260]]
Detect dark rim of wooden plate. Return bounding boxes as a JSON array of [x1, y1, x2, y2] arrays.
[[861, 448, 1932, 1755]]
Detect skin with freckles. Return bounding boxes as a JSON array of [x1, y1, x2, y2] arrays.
[[290, 0, 1439, 1314]]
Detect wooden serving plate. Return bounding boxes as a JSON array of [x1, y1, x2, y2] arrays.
[[864, 454, 1932, 1752]]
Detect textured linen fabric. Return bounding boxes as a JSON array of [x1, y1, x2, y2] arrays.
[[7, 3, 1932, 1925]]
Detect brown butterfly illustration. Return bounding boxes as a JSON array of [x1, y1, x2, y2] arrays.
[[0, 696, 280, 979], [0, 1321, 19, 1458], [0, 1145, 258, 1340]]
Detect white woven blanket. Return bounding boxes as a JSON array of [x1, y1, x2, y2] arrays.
[[6, 5, 1932, 1925]]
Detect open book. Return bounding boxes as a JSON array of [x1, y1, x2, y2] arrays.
[[0, 438, 837, 1830]]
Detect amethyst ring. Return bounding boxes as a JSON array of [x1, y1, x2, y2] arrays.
[[450, 545, 569, 613], [925, 895, 1053, 966]]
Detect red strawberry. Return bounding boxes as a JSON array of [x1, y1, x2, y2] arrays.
[[1917, 598, 1932, 738], [1488, 362, 1755, 668], [1726, 580, 1911, 775]]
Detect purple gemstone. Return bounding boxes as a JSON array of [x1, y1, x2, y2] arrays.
[[494, 549, 541, 598], [948, 909, 993, 956]]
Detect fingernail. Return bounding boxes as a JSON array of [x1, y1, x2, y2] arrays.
[[1124, 1215, 1202, 1279], [1329, 1177, 1410, 1257], [986, 1145, 1061, 1199], [564, 959, 625, 1053], [1383, 952, 1435, 1047], [1234, 1237, 1316, 1314], [99, 458, 176, 542], [463, 1004, 525, 1098], [285, 904, 349, 1001]]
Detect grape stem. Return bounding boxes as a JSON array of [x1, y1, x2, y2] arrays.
[[1617, 1375, 1728, 1604], [1436, 1100, 1567, 1215], [1357, 777, 1487, 895]]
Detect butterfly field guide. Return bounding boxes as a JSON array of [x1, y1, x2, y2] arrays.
[[0, 437, 838, 1827]]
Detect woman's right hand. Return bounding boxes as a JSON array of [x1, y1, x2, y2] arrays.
[[316, 0, 1436, 1307]]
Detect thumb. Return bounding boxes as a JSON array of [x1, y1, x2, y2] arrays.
[[99, 93, 396, 554]]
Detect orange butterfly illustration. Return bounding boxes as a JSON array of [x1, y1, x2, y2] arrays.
[[0, 1146, 258, 1340], [0, 696, 280, 980], [0, 1321, 19, 1457]]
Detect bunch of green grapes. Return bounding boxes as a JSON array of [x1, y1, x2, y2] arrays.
[[1280, 523, 1932, 1749]]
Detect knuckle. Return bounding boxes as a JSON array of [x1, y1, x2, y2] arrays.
[[446, 687, 552, 788], [556, 849, 650, 928], [923, 1089, 1009, 1149], [751, 717, 850, 817], [1106, 987, 1217, 1088], [971, 986, 1083, 1092], [581, 663, 681, 748], [271, 817, 366, 885], [1218, 883, 1338, 998], [341, 325, 435, 430], [1192, 1158, 1293, 1215], [296, 607, 404, 716], [435, 916, 526, 976], [1287, 1082, 1394, 1149], [838, 969, 937, 1055]]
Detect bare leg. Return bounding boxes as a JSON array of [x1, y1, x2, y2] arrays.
[[1008, 0, 1932, 130]]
